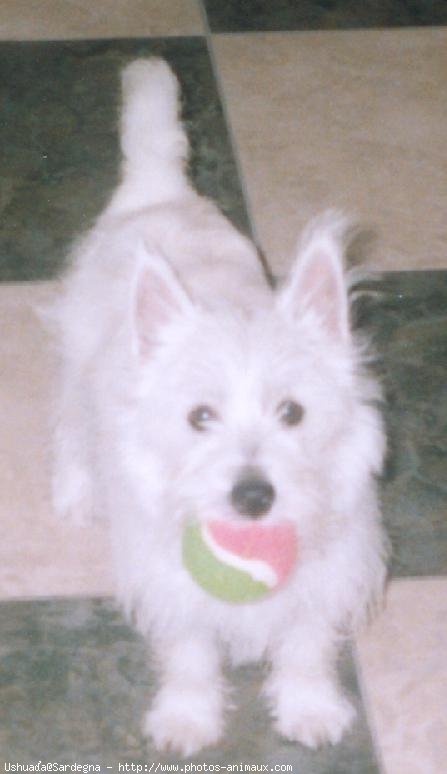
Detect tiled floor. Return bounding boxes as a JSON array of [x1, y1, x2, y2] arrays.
[[1, 2, 446, 772]]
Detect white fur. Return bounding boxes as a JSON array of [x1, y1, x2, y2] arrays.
[[52, 58, 388, 756]]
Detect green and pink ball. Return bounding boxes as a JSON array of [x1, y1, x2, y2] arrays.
[[182, 519, 298, 603]]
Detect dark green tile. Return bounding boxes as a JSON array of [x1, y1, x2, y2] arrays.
[[355, 271, 447, 577], [0, 38, 250, 281], [0, 598, 379, 770], [204, 0, 447, 33]]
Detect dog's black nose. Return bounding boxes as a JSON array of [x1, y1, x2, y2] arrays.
[[231, 474, 275, 518]]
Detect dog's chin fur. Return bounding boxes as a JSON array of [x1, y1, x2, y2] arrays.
[[52, 58, 388, 756]]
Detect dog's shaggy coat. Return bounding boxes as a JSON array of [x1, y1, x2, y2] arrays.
[[52, 59, 387, 756]]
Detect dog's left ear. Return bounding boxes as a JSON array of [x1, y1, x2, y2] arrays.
[[277, 212, 351, 344], [132, 241, 194, 358]]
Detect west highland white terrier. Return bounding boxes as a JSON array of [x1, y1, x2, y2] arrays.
[[52, 58, 387, 756]]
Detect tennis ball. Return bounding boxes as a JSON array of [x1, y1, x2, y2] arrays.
[[182, 519, 297, 603]]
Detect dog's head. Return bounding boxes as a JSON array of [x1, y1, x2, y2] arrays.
[[127, 213, 385, 546]]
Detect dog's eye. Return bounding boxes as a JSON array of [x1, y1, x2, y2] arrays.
[[188, 405, 218, 432], [277, 399, 304, 427]]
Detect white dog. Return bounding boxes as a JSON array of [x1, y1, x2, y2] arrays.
[[52, 59, 387, 757]]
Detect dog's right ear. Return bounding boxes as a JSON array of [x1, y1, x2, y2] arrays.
[[277, 211, 351, 345], [132, 241, 194, 358]]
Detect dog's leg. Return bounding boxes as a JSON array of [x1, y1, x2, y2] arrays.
[[52, 368, 94, 525], [265, 623, 355, 748], [143, 633, 226, 756]]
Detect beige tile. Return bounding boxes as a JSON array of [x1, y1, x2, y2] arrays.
[[0, 0, 203, 39], [0, 283, 113, 599], [213, 29, 447, 273], [356, 578, 447, 774]]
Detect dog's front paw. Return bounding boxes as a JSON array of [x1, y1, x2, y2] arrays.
[[269, 682, 356, 749], [143, 686, 224, 757]]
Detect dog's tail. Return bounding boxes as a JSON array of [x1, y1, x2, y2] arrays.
[[109, 58, 190, 212]]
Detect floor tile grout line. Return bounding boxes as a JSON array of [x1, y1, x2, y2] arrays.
[[197, 0, 274, 281], [193, 25, 447, 37], [198, 0, 254, 230], [352, 640, 388, 774]]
